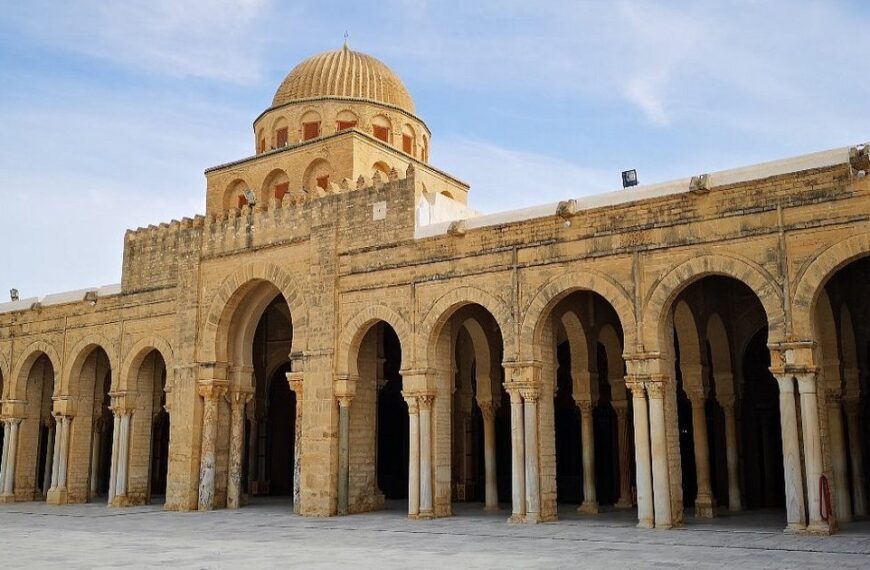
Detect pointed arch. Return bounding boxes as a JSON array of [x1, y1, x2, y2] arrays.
[[337, 304, 412, 376], [200, 261, 309, 365], [642, 253, 785, 354], [520, 269, 636, 363], [10, 340, 62, 399], [792, 232, 870, 340], [119, 335, 175, 392], [60, 334, 118, 396]]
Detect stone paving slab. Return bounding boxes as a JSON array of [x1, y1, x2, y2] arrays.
[[0, 502, 868, 569]]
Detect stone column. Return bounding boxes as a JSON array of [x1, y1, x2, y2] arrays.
[[0, 421, 9, 495], [774, 374, 806, 531], [646, 380, 672, 529], [198, 381, 227, 511], [107, 413, 121, 503], [628, 380, 653, 528], [688, 393, 714, 517], [115, 411, 132, 502], [90, 420, 102, 495], [405, 396, 420, 518], [227, 391, 252, 509], [478, 400, 499, 511], [245, 404, 258, 496], [826, 391, 851, 523], [47, 415, 73, 505], [720, 398, 742, 511], [796, 373, 830, 534], [0, 418, 21, 501], [287, 372, 304, 513], [49, 415, 62, 493], [844, 400, 867, 517], [337, 396, 352, 515], [613, 400, 633, 509], [42, 422, 55, 496], [522, 387, 541, 523], [508, 388, 526, 522], [577, 399, 598, 514], [418, 394, 434, 518]]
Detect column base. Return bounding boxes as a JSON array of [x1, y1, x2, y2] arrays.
[[507, 513, 525, 524], [483, 504, 500, 512], [636, 518, 654, 529], [804, 521, 833, 535], [728, 503, 743, 512], [46, 487, 69, 505], [416, 511, 434, 520], [577, 501, 599, 515], [524, 512, 542, 524], [614, 498, 633, 510], [783, 522, 807, 534], [654, 522, 673, 530], [694, 496, 714, 518], [0, 494, 17, 504], [111, 495, 133, 508]]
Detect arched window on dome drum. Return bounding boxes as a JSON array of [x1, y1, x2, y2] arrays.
[[401, 124, 416, 156], [276, 127, 288, 147], [372, 115, 392, 143], [257, 129, 266, 154], [303, 122, 320, 141], [336, 110, 358, 133]]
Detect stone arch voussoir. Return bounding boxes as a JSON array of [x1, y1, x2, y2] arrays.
[[10, 339, 63, 400], [119, 335, 175, 393], [520, 269, 637, 362], [61, 333, 120, 397], [792, 232, 870, 341], [337, 304, 412, 377]]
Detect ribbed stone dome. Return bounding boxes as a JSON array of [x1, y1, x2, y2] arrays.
[[272, 45, 415, 114]]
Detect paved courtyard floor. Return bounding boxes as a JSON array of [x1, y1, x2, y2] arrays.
[[1, 500, 868, 569]]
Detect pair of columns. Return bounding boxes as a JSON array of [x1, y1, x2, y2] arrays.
[[626, 378, 672, 529], [774, 371, 830, 534], [0, 418, 22, 502], [505, 382, 542, 523], [405, 393, 435, 518], [46, 414, 73, 504], [107, 403, 133, 506]]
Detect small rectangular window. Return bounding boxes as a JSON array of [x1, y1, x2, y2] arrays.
[[274, 182, 289, 201], [276, 127, 288, 147], [303, 122, 320, 141], [402, 134, 413, 154], [337, 120, 357, 131], [316, 175, 329, 190], [373, 125, 389, 142]]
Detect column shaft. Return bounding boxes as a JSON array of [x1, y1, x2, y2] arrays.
[[630, 383, 654, 528], [1, 420, 20, 497], [115, 413, 131, 499], [406, 397, 420, 517], [647, 382, 672, 529], [57, 416, 71, 488], [107, 414, 121, 503], [49, 417, 62, 490], [689, 396, 714, 517], [0, 422, 10, 494], [227, 394, 248, 509], [613, 402, 633, 509], [509, 390, 526, 521], [577, 400, 598, 514], [844, 402, 867, 516], [480, 401, 498, 510], [90, 426, 102, 495], [523, 394, 541, 522], [827, 396, 851, 523], [797, 374, 829, 533], [197, 383, 225, 511], [337, 400, 350, 515], [722, 402, 742, 511], [42, 425, 55, 496], [776, 375, 806, 530], [419, 396, 434, 517]]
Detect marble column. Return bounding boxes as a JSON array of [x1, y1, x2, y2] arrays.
[[774, 374, 806, 531], [797, 373, 830, 533], [112, 410, 133, 505], [107, 413, 121, 503], [337, 396, 351, 515], [577, 399, 598, 514], [508, 389, 526, 522], [227, 391, 251, 509], [613, 400, 633, 509], [826, 392, 851, 523], [49, 414, 62, 493], [647, 381, 672, 529], [288, 373, 304, 513], [47, 415, 72, 504], [720, 398, 742, 511], [42, 422, 55, 496], [844, 400, 867, 517], [688, 394, 714, 517], [405, 396, 420, 518], [479, 400, 499, 511], [418, 395, 434, 518], [198, 382, 227, 511], [90, 421, 102, 495], [522, 388, 541, 523], [0, 418, 20, 500], [628, 381, 653, 528], [0, 420, 11, 498]]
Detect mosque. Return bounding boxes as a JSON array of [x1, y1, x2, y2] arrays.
[[0, 45, 868, 535]]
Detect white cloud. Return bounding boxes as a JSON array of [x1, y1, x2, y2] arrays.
[[433, 137, 614, 213]]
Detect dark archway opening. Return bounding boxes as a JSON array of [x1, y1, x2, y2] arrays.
[[377, 324, 407, 500]]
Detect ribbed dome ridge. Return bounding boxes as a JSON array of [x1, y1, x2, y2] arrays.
[[272, 46, 415, 114]]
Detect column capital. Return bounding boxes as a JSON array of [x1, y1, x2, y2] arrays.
[[575, 399, 594, 414], [227, 389, 253, 407], [611, 398, 628, 415], [519, 386, 541, 402], [772, 373, 795, 393], [417, 394, 436, 410], [404, 396, 419, 414], [624, 377, 646, 398], [197, 380, 228, 400], [795, 371, 819, 394], [332, 373, 356, 401], [646, 379, 667, 399], [337, 395, 353, 408], [286, 371, 304, 396], [477, 399, 497, 419], [109, 391, 136, 415]]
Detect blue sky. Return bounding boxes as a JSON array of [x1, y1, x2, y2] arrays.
[[0, 0, 868, 298]]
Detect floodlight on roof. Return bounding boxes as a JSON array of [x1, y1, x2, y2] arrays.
[[622, 169, 638, 188]]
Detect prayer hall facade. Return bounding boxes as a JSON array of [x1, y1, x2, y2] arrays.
[[0, 46, 868, 535]]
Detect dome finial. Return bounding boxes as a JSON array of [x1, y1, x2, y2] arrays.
[[343, 30, 349, 50]]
